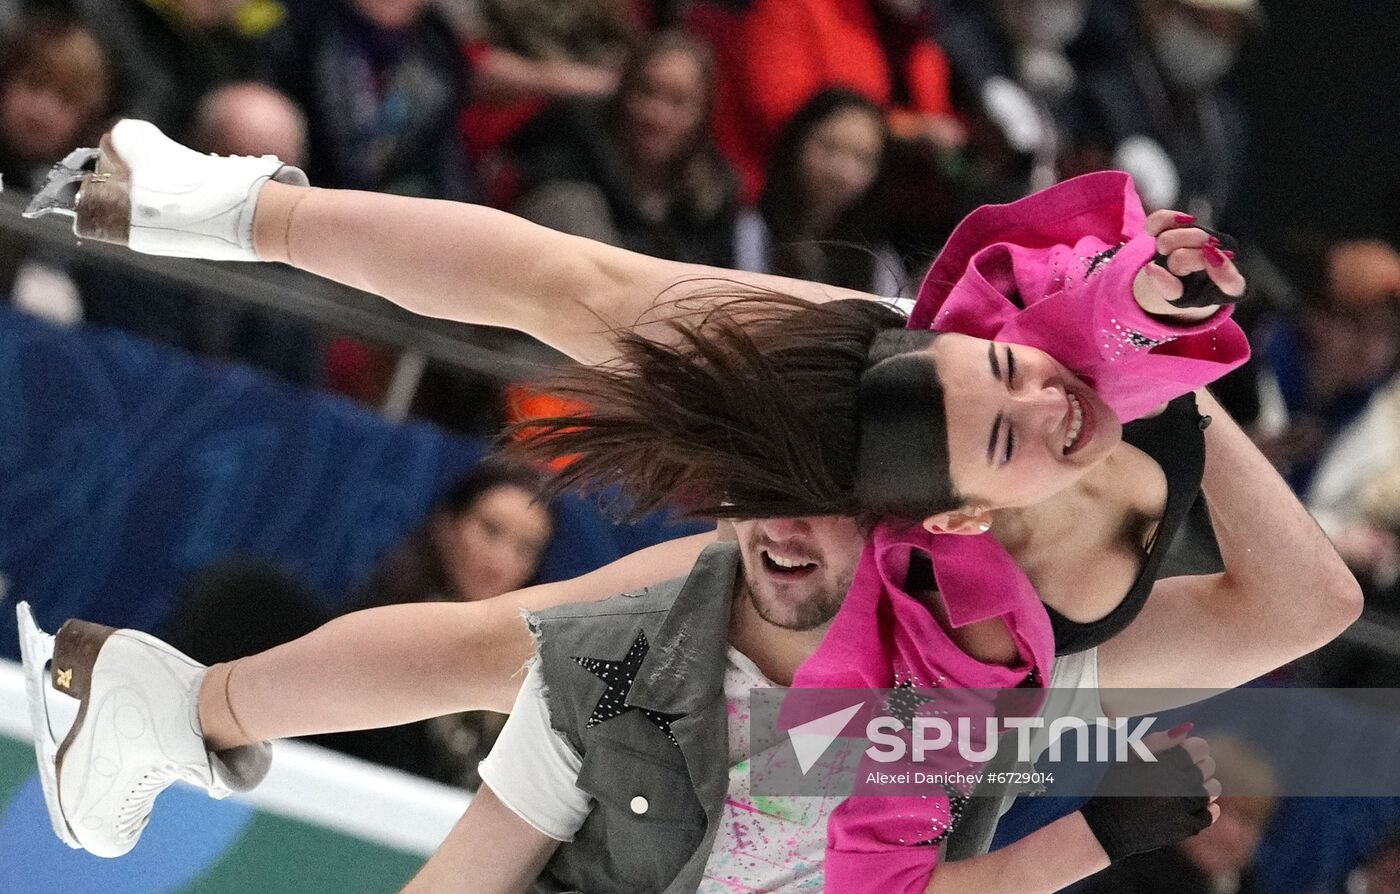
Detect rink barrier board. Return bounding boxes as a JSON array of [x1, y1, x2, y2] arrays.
[[0, 658, 470, 892]]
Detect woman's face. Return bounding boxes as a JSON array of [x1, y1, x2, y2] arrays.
[[797, 106, 885, 221], [435, 485, 554, 602], [622, 49, 708, 171], [927, 333, 1122, 511]]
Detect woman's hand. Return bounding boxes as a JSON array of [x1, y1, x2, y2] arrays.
[[1133, 210, 1247, 320], [918, 733, 1218, 894], [1078, 732, 1221, 863]]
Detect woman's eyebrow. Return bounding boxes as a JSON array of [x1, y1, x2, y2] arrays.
[[988, 342, 1001, 379]]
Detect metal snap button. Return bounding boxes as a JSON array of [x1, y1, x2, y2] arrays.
[[630, 795, 649, 815]]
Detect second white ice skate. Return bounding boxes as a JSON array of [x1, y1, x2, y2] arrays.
[[15, 603, 272, 858], [23, 118, 308, 261]]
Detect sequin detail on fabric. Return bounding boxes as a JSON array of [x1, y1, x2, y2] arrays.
[[573, 631, 683, 748]]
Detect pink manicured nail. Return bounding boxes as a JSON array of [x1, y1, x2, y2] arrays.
[[1207, 235, 1222, 248], [1168, 722, 1195, 738], [1221, 249, 1236, 260], [1203, 245, 1227, 267], [1174, 214, 1196, 225]]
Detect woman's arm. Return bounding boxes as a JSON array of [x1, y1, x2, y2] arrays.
[[1096, 390, 1363, 708], [199, 530, 716, 749], [924, 735, 1218, 893], [250, 183, 877, 365], [400, 786, 558, 894]]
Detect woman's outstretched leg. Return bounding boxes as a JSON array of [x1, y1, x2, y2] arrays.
[[18, 531, 712, 856], [192, 530, 714, 748], [196, 599, 531, 750]]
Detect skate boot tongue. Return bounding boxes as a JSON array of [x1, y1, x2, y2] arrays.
[[271, 165, 309, 187]]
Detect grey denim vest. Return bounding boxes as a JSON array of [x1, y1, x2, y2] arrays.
[[530, 542, 739, 894]]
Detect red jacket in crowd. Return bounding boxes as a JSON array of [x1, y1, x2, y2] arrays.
[[705, 0, 956, 199]]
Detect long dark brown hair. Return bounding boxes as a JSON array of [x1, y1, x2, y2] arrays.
[[508, 290, 959, 521]]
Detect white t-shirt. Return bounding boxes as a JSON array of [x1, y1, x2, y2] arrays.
[[478, 650, 836, 892]]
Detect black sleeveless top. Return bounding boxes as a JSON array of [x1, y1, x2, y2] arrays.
[[1045, 394, 1224, 656]]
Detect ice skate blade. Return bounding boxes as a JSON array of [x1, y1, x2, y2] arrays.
[[15, 603, 83, 850], [22, 148, 100, 221]]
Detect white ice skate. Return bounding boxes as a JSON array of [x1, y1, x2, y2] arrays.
[[23, 118, 308, 261], [16, 603, 271, 858]]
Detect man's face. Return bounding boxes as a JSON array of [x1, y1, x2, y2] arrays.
[[732, 516, 864, 631]]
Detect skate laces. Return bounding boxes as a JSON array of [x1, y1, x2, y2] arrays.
[[115, 763, 208, 838], [115, 770, 166, 838]]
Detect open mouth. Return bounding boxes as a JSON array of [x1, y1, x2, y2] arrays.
[[1062, 389, 1095, 456], [761, 548, 818, 578]]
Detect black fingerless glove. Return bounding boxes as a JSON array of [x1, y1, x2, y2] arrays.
[[1079, 744, 1213, 862], [1155, 228, 1244, 309]]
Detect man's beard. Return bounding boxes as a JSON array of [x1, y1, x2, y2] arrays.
[[745, 573, 852, 632]]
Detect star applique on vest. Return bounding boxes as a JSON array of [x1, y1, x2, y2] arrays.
[[573, 630, 684, 748]]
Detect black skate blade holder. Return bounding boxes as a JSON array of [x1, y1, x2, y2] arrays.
[[24, 147, 102, 221]]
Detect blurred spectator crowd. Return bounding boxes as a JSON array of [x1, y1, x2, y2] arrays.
[[4, 0, 1395, 603], [0, 0, 1295, 322], [2, 0, 1400, 889]]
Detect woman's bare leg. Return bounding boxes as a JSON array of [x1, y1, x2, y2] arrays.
[[197, 600, 527, 749], [248, 181, 875, 366], [195, 530, 715, 749]]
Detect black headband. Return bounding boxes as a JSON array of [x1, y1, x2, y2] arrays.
[[854, 350, 955, 519]]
